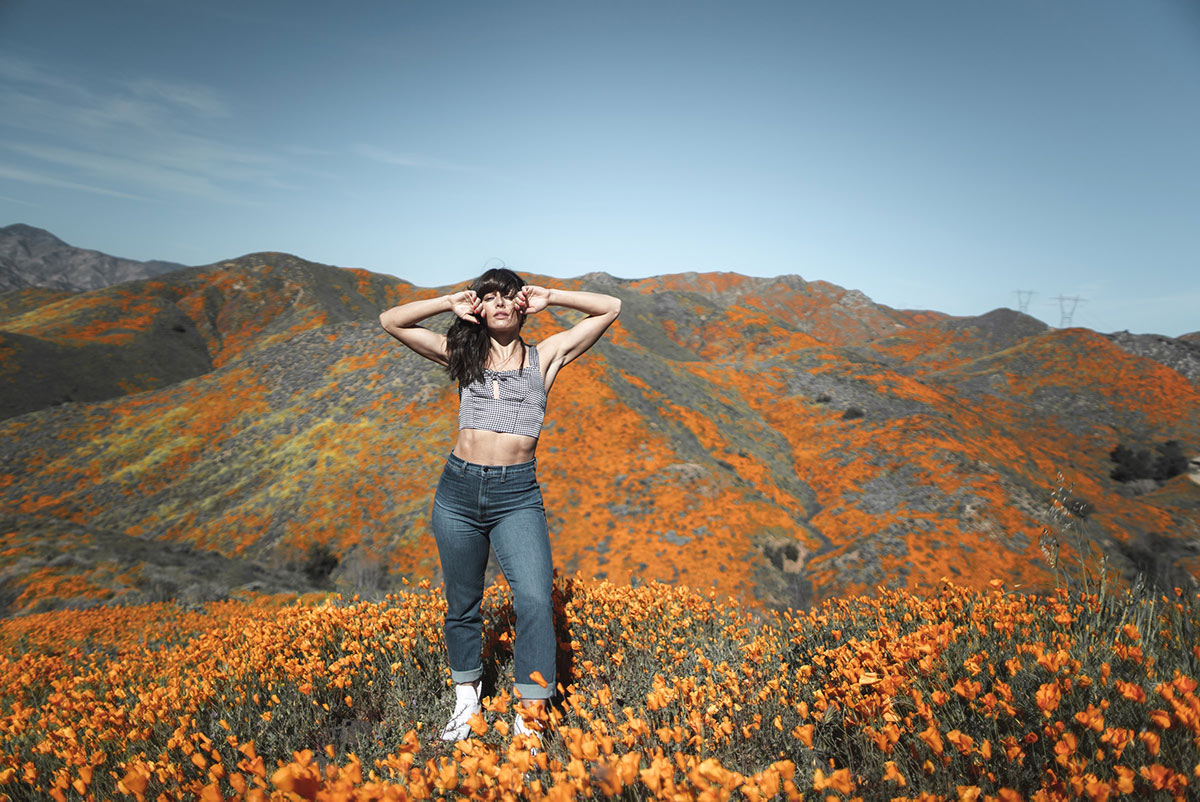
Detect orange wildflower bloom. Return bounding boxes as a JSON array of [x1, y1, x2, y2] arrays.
[[1054, 732, 1078, 767], [1036, 682, 1061, 717], [1074, 703, 1105, 732], [1082, 775, 1113, 802], [919, 724, 945, 756], [883, 761, 906, 786], [119, 768, 149, 795], [946, 729, 974, 756], [1139, 763, 1182, 793], [1116, 680, 1146, 703], [1148, 709, 1172, 729], [812, 767, 853, 795]]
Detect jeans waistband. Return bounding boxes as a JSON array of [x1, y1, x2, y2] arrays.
[[446, 452, 537, 479]]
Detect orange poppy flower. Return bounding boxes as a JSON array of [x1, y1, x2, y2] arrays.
[[812, 767, 853, 795], [1036, 682, 1061, 717], [1148, 709, 1171, 729], [946, 730, 974, 756], [1073, 704, 1104, 732], [919, 724, 945, 756]]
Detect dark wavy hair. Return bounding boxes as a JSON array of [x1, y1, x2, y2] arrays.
[[446, 267, 526, 386]]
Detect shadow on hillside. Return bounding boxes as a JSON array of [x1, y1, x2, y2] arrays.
[[1115, 530, 1200, 595]]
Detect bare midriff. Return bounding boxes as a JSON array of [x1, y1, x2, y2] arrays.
[[453, 428, 538, 466]]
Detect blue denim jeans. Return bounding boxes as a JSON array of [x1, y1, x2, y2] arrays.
[[431, 453, 556, 700]]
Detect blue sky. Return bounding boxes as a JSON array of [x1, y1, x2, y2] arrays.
[[1, 1, 1198, 336]]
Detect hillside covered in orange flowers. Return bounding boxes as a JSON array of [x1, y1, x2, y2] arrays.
[[1, 251, 1198, 616]]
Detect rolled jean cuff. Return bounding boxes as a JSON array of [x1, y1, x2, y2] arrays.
[[450, 666, 483, 684], [514, 680, 554, 701]]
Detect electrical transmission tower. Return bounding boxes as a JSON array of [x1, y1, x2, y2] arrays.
[[1013, 290, 1035, 314], [1051, 295, 1085, 327]]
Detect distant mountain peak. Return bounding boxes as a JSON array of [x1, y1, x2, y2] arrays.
[[0, 224, 187, 292], [1, 223, 69, 245]]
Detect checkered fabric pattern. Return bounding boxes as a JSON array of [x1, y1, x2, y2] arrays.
[[458, 343, 547, 438]]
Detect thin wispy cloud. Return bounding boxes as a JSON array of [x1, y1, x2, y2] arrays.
[[0, 163, 146, 200], [0, 192, 41, 207], [354, 144, 469, 172], [0, 55, 82, 95], [283, 144, 339, 158], [127, 78, 231, 119], [0, 55, 464, 212], [0, 60, 180, 135], [0, 55, 295, 205], [1, 142, 254, 206]]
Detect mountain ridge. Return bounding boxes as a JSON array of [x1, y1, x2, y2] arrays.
[[0, 223, 187, 292], [1, 237, 1196, 616]]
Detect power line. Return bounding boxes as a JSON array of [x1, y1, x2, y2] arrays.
[[1013, 290, 1035, 314], [1051, 295, 1085, 328]]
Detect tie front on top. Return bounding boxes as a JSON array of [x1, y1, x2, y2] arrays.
[[458, 342, 547, 438]]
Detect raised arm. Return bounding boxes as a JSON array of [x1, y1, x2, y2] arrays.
[[380, 291, 479, 366], [521, 286, 621, 390]]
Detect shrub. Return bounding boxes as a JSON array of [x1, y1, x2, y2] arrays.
[[841, 406, 864, 420], [302, 541, 339, 585], [333, 545, 389, 598], [1111, 440, 1190, 483]]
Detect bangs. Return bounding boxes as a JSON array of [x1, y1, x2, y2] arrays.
[[473, 267, 525, 297]]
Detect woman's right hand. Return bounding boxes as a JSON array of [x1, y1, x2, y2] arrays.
[[449, 290, 481, 324]]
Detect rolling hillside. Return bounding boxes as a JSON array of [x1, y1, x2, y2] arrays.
[[1, 250, 1197, 616]]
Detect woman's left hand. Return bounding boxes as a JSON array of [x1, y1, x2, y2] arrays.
[[519, 285, 551, 314]]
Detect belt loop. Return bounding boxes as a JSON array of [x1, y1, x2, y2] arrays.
[[500, 464, 508, 483]]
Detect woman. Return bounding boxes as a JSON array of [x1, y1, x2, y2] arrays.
[[379, 267, 621, 743]]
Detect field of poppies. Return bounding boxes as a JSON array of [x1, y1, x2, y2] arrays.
[[1, 567, 1197, 801]]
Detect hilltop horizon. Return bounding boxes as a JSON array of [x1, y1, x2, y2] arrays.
[[3, 223, 1196, 341]]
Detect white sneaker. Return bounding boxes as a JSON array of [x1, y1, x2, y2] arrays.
[[513, 708, 543, 752], [440, 683, 481, 742]]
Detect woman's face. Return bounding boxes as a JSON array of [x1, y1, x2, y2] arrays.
[[479, 288, 523, 331]]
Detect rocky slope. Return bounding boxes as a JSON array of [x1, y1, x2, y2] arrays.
[[0, 224, 185, 292], [0, 253, 407, 419], [1, 250, 1197, 616]]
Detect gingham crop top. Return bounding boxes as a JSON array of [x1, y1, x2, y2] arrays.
[[458, 342, 547, 438]]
